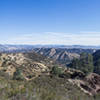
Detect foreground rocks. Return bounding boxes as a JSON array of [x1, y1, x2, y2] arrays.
[[67, 72, 100, 96]]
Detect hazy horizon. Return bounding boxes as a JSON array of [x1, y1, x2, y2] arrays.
[[0, 0, 100, 45], [1, 44, 100, 47]]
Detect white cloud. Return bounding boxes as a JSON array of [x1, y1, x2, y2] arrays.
[[3, 32, 100, 45], [80, 31, 100, 34]]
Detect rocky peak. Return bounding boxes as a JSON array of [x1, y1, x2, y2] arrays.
[[49, 48, 56, 57]]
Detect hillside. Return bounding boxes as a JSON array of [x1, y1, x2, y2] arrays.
[[34, 48, 95, 65], [0, 64, 100, 100], [0, 51, 100, 100], [0, 51, 55, 80], [0, 73, 100, 100]]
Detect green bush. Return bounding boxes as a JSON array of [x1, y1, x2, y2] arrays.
[[51, 66, 63, 76], [13, 68, 24, 80]]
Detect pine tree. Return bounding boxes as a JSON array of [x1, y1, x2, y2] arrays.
[[94, 59, 100, 75], [69, 53, 94, 74]]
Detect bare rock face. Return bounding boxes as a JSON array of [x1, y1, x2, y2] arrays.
[[35, 48, 80, 65], [84, 73, 100, 95], [49, 48, 56, 57], [62, 68, 100, 96], [68, 73, 100, 96]]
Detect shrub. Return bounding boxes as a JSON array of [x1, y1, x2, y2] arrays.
[[51, 66, 63, 76], [13, 68, 24, 80]]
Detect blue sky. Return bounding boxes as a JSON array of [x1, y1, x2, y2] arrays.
[[0, 0, 100, 45]]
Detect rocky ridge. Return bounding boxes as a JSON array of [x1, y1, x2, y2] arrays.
[[0, 52, 53, 80]]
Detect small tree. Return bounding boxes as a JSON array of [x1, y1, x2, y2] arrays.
[[51, 65, 63, 76], [13, 68, 24, 80]]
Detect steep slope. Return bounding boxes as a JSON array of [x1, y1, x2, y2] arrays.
[[34, 48, 80, 65], [67, 72, 100, 96], [59, 68, 100, 96]]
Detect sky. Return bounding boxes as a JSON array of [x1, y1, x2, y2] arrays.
[[0, 0, 100, 45]]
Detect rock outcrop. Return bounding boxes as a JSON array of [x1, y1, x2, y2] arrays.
[[67, 72, 100, 96], [0, 52, 53, 80]]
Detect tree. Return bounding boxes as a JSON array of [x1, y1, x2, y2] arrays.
[[13, 68, 24, 80], [94, 59, 100, 75], [86, 54, 94, 73], [69, 53, 94, 74], [69, 58, 79, 69], [51, 66, 63, 76]]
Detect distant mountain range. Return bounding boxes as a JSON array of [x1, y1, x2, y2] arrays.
[[34, 48, 96, 65], [0, 44, 100, 52], [0, 44, 98, 66]]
